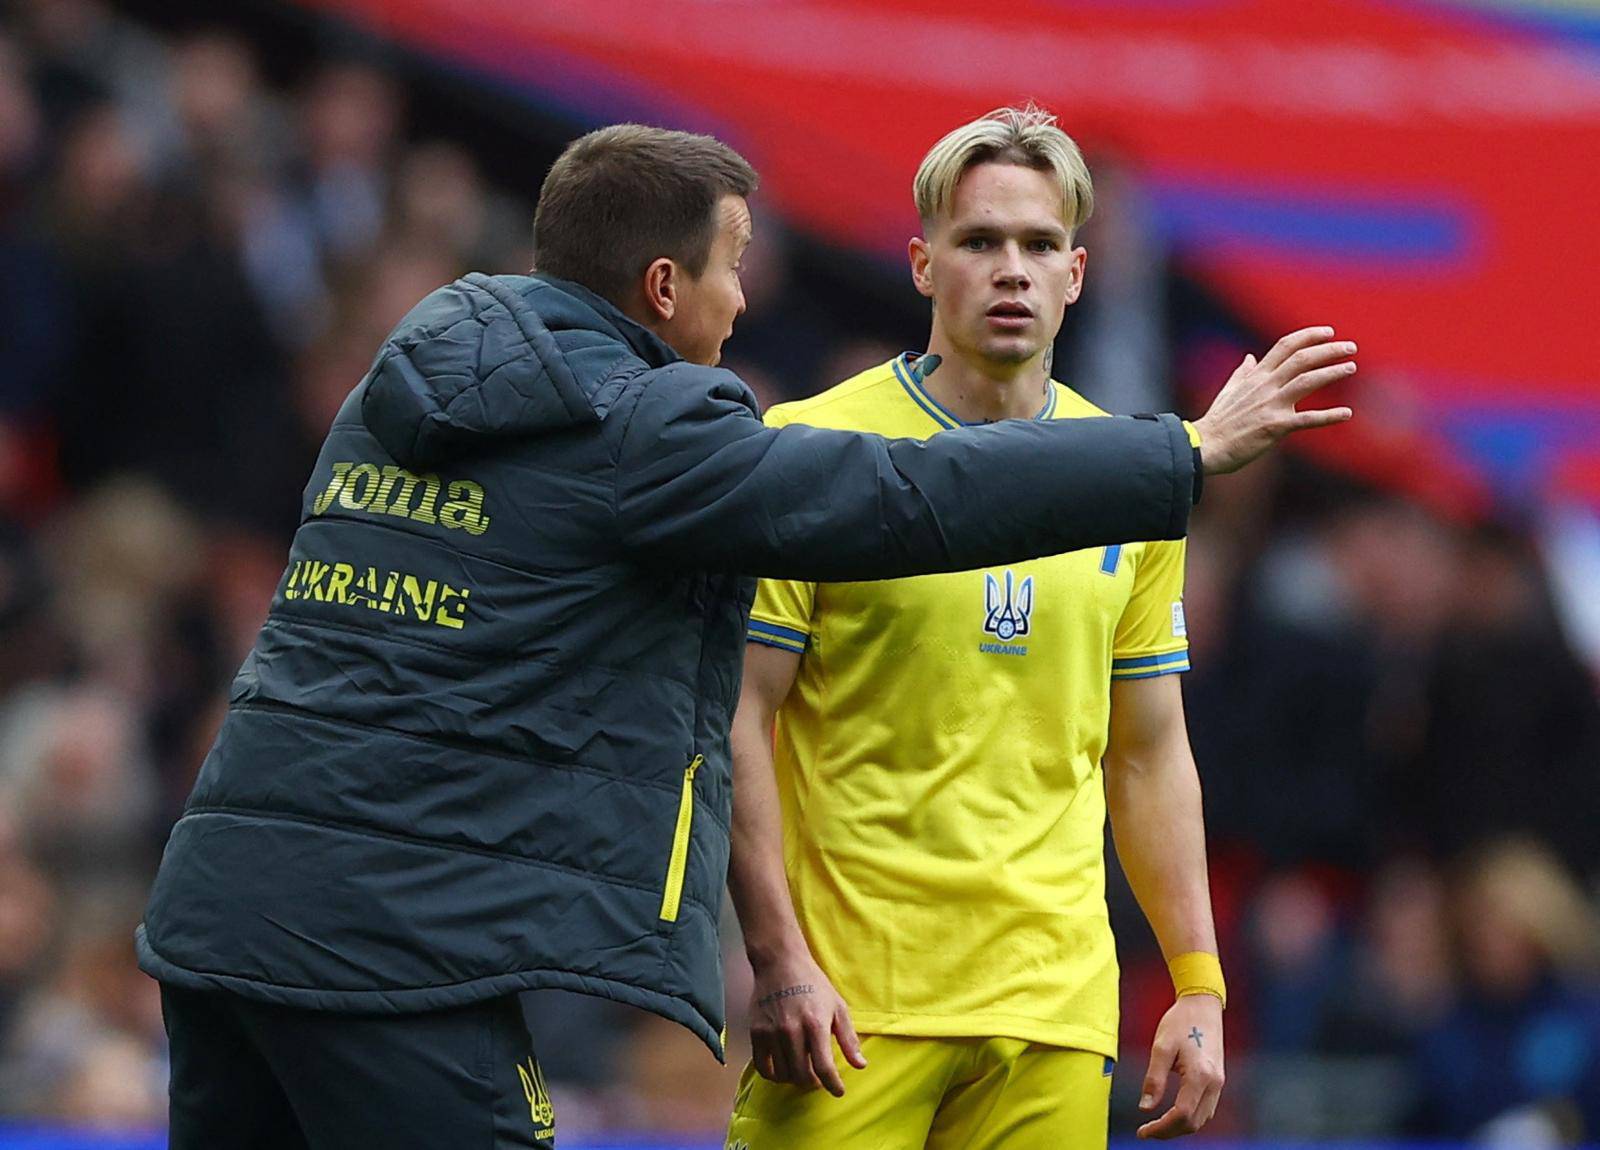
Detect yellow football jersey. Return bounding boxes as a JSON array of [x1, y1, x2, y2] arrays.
[[748, 355, 1190, 1059]]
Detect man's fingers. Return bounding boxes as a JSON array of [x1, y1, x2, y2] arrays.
[[1137, 1075, 1205, 1140], [1139, 1043, 1176, 1111], [753, 1043, 778, 1083], [783, 1026, 823, 1090], [1290, 406, 1354, 430], [1136, 1103, 1197, 1140], [1195, 1078, 1224, 1129], [1257, 326, 1336, 371], [806, 1018, 846, 1097], [1275, 340, 1357, 384], [767, 1034, 798, 1086], [1282, 361, 1357, 403], [834, 1007, 868, 1070]]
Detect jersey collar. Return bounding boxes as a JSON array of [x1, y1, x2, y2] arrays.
[[892, 353, 1057, 431]]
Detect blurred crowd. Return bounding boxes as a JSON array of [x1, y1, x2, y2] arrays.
[[1, 1, 1598, 1144]]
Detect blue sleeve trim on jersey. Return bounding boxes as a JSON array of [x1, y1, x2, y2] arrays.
[[1111, 649, 1190, 671], [1110, 663, 1191, 680], [748, 620, 809, 652], [748, 632, 807, 653]]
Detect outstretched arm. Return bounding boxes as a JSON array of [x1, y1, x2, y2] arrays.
[[613, 327, 1354, 580]]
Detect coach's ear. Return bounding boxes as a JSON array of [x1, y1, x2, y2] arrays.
[[642, 256, 679, 321], [909, 236, 935, 300]]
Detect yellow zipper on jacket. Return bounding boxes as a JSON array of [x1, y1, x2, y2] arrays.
[[659, 754, 704, 923]]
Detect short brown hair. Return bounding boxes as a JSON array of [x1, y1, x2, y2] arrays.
[[533, 124, 758, 305]]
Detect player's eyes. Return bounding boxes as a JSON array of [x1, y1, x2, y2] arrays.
[[962, 237, 990, 251], [1029, 239, 1061, 253]]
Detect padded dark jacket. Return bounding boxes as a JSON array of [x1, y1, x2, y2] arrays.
[[137, 273, 1196, 1057]]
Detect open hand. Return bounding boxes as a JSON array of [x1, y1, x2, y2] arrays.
[[1193, 327, 1356, 474]]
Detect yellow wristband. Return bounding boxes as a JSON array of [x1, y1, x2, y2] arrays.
[[1168, 951, 1226, 1008], [1181, 419, 1202, 448]]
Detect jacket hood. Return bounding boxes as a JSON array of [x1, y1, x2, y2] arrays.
[[361, 272, 680, 468]]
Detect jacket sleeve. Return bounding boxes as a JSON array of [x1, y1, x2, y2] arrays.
[[612, 365, 1194, 581]]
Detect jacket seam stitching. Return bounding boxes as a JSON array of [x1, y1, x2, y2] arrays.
[[253, 613, 703, 693], [223, 700, 733, 837], [608, 368, 668, 536], [463, 273, 595, 426], [176, 805, 722, 920], [140, 930, 709, 1005]]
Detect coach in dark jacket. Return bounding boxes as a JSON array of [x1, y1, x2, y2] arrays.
[[139, 125, 1350, 1148]]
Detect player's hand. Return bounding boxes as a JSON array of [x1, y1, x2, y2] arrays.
[[1137, 994, 1225, 1139], [747, 947, 866, 1097], [1192, 327, 1356, 475]]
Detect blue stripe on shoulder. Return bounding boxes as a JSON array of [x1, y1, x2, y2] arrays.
[[748, 632, 806, 653], [748, 619, 809, 646], [1111, 649, 1190, 671], [1111, 662, 1192, 680]]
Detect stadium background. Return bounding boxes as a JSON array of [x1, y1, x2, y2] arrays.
[[1, 0, 1599, 1146]]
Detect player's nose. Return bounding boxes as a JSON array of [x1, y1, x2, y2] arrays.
[[994, 241, 1029, 286]]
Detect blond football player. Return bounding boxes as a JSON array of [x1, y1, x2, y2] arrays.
[[723, 106, 1356, 1148]]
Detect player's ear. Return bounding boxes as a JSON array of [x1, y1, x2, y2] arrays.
[[1063, 246, 1087, 306], [909, 236, 935, 300]]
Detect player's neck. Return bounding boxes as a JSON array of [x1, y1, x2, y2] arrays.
[[917, 337, 1052, 424]]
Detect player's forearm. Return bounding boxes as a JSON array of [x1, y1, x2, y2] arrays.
[[1105, 744, 1218, 962], [728, 708, 809, 966]]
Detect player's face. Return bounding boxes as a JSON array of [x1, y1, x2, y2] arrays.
[[666, 195, 750, 366], [912, 163, 1086, 369]]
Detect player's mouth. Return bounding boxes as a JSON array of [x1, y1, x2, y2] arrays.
[[985, 301, 1034, 331]]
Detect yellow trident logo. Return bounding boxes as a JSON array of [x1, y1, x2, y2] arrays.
[[516, 1056, 555, 1134]]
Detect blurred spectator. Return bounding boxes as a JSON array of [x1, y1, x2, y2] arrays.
[[295, 60, 400, 266], [0, 839, 57, 1060], [0, 684, 156, 880], [1245, 870, 1348, 1054], [0, 882, 164, 1126], [1398, 526, 1600, 875], [1412, 840, 1600, 1142], [1322, 858, 1455, 1056]]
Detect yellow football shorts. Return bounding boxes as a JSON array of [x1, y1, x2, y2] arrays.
[[724, 1035, 1112, 1150]]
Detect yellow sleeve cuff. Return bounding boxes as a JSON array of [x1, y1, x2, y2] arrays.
[[1181, 420, 1202, 448], [1169, 951, 1226, 1007]]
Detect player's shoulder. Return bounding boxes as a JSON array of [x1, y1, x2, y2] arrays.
[[764, 358, 905, 431], [1047, 381, 1113, 421]]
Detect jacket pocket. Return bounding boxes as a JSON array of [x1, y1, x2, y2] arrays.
[[658, 754, 704, 923]]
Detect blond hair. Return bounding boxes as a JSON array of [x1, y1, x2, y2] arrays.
[[913, 104, 1093, 232], [1461, 838, 1600, 977]]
